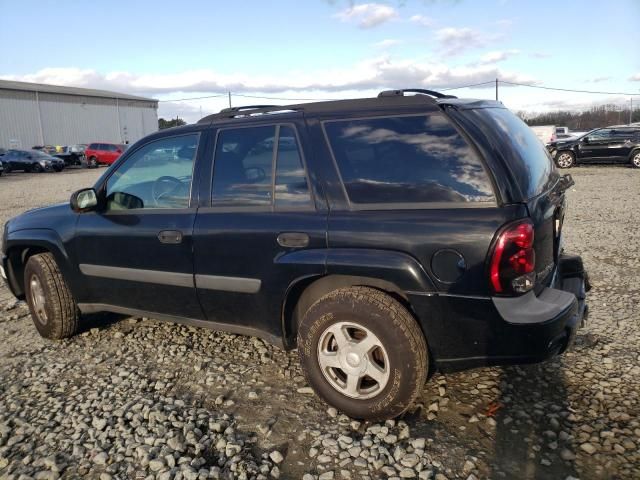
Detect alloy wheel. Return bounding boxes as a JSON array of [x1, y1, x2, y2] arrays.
[[557, 152, 574, 168], [317, 321, 390, 399], [633, 152, 640, 168], [29, 274, 48, 325]]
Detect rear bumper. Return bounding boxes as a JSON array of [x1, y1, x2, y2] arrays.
[[411, 253, 589, 372]]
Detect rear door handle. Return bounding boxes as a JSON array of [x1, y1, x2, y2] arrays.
[[158, 230, 183, 244], [277, 232, 309, 248]]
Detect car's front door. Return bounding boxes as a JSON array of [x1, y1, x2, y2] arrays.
[[192, 121, 327, 342], [577, 129, 615, 162], [72, 131, 205, 318]]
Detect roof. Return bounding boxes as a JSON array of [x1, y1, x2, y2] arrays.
[[0, 79, 157, 103], [197, 91, 502, 125]]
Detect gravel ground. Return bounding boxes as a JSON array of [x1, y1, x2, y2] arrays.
[[0, 165, 639, 480]]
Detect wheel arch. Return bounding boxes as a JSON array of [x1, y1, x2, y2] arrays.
[[282, 273, 421, 350], [4, 230, 76, 299]]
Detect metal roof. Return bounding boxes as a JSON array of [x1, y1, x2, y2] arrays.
[[0, 79, 158, 103]]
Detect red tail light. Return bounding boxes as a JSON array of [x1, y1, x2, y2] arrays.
[[489, 219, 536, 294]]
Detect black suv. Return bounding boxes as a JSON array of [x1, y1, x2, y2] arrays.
[[1, 89, 589, 420], [549, 125, 640, 168]]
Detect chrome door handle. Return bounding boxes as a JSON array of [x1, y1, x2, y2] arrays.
[[158, 230, 183, 244], [277, 232, 309, 248]]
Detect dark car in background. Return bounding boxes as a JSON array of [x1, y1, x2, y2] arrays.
[[1, 89, 589, 420], [2, 149, 65, 173], [84, 142, 127, 167], [549, 125, 640, 168], [0, 158, 4, 177], [54, 144, 87, 167]]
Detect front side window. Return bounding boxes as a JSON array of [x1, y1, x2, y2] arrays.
[[587, 129, 612, 141], [105, 134, 198, 210], [212, 125, 312, 208], [324, 115, 495, 205]]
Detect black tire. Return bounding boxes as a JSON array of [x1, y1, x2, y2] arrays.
[[297, 286, 428, 420], [24, 253, 79, 339], [630, 150, 640, 169], [31, 163, 44, 173], [88, 156, 98, 168], [4, 164, 11, 174], [555, 151, 575, 169]]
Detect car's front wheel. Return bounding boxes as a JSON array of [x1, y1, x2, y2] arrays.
[[88, 156, 98, 168], [297, 286, 428, 420], [631, 150, 640, 169], [556, 151, 575, 169], [24, 253, 79, 339]]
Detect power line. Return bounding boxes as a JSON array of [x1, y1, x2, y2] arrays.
[[499, 80, 640, 96], [158, 93, 227, 102], [233, 93, 335, 101], [441, 81, 495, 91]]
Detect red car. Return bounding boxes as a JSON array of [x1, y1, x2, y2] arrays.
[[84, 142, 127, 167]]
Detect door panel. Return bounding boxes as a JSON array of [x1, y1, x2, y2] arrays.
[[193, 210, 326, 338], [72, 132, 204, 318], [192, 121, 327, 340]]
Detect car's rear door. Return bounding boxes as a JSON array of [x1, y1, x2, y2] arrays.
[[192, 119, 327, 342], [72, 130, 205, 318]]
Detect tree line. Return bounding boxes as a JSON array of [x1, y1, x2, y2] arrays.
[[518, 104, 640, 130]]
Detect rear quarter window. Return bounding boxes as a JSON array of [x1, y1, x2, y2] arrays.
[[323, 114, 495, 206], [483, 108, 558, 199]]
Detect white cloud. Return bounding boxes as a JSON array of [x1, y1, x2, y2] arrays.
[[478, 49, 520, 65], [373, 39, 402, 48], [629, 73, 640, 81], [2, 60, 537, 98], [334, 3, 398, 28], [586, 76, 612, 83], [435, 27, 488, 55], [409, 14, 434, 27], [530, 52, 551, 59]]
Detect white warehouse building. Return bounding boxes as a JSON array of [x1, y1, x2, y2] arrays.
[[0, 79, 158, 149]]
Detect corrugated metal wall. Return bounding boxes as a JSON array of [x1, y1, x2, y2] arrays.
[[0, 89, 158, 149]]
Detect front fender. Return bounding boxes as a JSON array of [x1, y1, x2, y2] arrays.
[[3, 228, 82, 299]]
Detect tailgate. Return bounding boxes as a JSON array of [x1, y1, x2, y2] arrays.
[[527, 176, 574, 292]]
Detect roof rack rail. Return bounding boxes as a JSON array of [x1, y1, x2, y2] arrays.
[[198, 104, 302, 124], [378, 88, 457, 99], [219, 105, 279, 114]]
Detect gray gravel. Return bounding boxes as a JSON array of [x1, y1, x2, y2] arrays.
[[1, 166, 639, 479]]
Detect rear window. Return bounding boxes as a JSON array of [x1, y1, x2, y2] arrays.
[[324, 114, 495, 206], [479, 108, 558, 199]]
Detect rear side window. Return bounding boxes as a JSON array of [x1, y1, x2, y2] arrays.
[[88, 143, 99, 150], [212, 125, 312, 208], [324, 115, 495, 205]]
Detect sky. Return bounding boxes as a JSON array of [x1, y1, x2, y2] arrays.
[[1, 0, 639, 122]]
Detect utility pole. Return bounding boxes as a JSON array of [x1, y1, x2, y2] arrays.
[[495, 78, 499, 101], [228, 91, 232, 108]]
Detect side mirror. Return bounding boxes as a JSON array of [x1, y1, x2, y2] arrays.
[[582, 137, 589, 144], [70, 188, 98, 213]]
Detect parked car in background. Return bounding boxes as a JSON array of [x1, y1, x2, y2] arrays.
[[549, 125, 640, 168], [84, 143, 127, 167], [530, 125, 557, 145], [1, 89, 589, 420], [1, 149, 65, 172], [54, 144, 87, 166], [0, 158, 4, 176]]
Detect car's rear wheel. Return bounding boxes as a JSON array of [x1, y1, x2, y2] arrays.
[[631, 150, 640, 168], [88, 156, 98, 168], [556, 151, 575, 169], [297, 286, 428, 420], [24, 253, 79, 339]]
